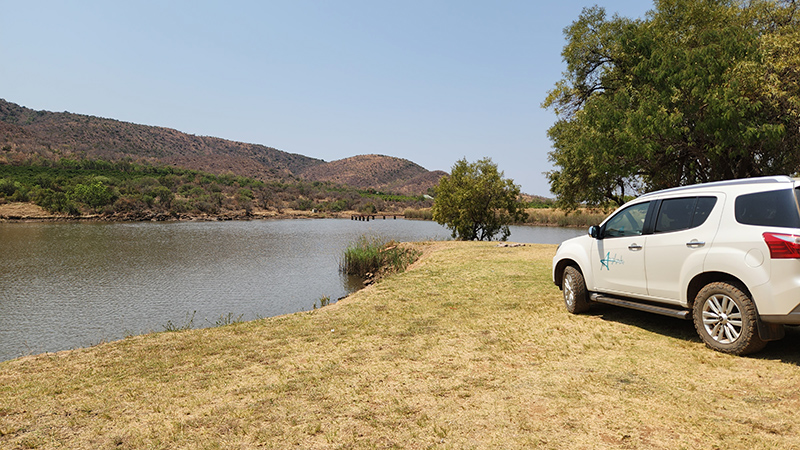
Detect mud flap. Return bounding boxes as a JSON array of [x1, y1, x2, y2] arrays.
[[757, 316, 786, 341]]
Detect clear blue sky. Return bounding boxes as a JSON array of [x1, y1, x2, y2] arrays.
[[2, 1, 653, 196]]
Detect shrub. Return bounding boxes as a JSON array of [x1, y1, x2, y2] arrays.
[[33, 188, 80, 215], [71, 181, 116, 210], [359, 202, 377, 214], [0, 179, 20, 197], [293, 198, 314, 211]]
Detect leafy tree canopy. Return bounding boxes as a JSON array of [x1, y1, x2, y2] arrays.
[[543, 0, 800, 209], [432, 158, 528, 241]]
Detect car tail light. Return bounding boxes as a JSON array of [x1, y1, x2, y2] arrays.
[[763, 232, 800, 259]]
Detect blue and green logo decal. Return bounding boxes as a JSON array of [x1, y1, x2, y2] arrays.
[[600, 252, 624, 270]]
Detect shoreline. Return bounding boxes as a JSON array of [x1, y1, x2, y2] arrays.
[[0, 202, 387, 223], [0, 201, 596, 228]]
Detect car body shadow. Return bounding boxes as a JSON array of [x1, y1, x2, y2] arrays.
[[586, 303, 800, 365]]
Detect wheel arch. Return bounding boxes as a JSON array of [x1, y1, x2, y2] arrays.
[[686, 271, 751, 309], [688, 272, 785, 343], [554, 258, 583, 290]]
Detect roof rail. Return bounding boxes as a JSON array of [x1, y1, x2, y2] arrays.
[[640, 175, 793, 198]]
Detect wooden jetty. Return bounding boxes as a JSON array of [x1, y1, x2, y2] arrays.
[[350, 214, 403, 221]]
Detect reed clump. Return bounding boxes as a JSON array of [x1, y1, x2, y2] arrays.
[[522, 207, 608, 228], [403, 208, 433, 220], [340, 235, 421, 278]]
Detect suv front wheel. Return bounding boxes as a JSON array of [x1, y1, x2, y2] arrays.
[[562, 266, 590, 314], [692, 282, 766, 355]]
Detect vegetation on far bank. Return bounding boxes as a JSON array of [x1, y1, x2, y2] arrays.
[[2, 242, 799, 449], [404, 206, 608, 228], [0, 158, 432, 219], [0, 157, 607, 228]]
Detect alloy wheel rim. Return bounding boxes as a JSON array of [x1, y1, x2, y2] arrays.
[[701, 294, 743, 344], [564, 273, 576, 307]]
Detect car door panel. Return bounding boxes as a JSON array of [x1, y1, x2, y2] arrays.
[[592, 236, 648, 295], [591, 201, 650, 296], [644, 195, 723, 303]]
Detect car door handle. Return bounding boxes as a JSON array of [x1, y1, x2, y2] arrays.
[[686, 240, 705, 248], [628, 243, 643, 251]]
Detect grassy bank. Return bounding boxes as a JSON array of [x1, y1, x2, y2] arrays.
[[2, 242, 799, 449]]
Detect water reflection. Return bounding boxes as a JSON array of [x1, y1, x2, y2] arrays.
[[0, 219, 582, 361]]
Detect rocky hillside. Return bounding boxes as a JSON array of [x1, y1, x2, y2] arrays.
[[299, 155, 445, 195], [0, 99, 445, 194], [0, 99, 323, 181]]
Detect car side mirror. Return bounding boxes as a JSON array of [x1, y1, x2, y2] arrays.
[[589, 225, 602, 240]]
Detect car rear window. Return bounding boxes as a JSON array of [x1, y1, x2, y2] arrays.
[[735, 189, 800, 228]]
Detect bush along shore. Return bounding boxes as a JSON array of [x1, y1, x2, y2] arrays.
[[2, 241, 800, 449], [0, 159, 433, 222]]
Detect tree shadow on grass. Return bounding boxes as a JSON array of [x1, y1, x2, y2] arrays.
[[587, 303, 800, 366]]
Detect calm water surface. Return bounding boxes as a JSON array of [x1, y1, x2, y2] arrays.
[[0, 219, 583, 361]]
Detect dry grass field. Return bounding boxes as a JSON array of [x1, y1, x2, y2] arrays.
[[2, 241, 800, 449]]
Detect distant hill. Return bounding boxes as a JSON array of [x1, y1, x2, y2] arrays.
[[0, 99, 445, 195], [299, 155, 446, 195]]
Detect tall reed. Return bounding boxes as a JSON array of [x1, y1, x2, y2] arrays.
[[522, 208, 608, 228], [403, 208, 433, 220], [340, 236, 421, 278]]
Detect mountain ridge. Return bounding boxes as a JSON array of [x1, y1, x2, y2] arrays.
[[0, 99, 444, 195]]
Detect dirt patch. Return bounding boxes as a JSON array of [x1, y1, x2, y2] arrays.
[[0, 202, 55, 219]]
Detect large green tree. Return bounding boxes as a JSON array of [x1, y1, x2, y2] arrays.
[[432, 158, 528, 241], [544, 0, 800, 209]]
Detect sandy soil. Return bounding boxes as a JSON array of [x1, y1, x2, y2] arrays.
[[0, 202, 54, 219]]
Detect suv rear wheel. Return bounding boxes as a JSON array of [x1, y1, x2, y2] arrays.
[[692, 282, 766, 355], [562, 266, 590, 314]]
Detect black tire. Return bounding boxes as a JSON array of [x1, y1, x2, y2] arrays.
[[692, 282, 766, 355], [562, 266, 590, 314]]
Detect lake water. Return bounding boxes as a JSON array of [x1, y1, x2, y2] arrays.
[[0, 218, 584, 362]]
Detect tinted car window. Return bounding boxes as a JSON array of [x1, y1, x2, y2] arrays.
[[654, 196, 718, 233], [655, 198, 695, 233], [735, 189, 800, 228], [604, 202, 649, 238], [692, 197, 717, 227]]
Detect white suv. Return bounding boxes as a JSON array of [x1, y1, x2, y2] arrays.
[[552, 175, 800, 355]]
